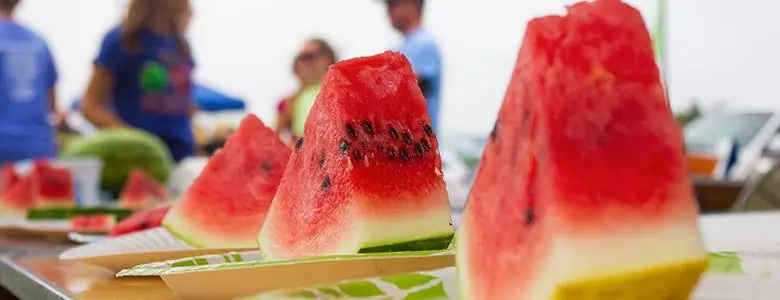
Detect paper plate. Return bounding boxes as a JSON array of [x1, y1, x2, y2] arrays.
[[235, 252, 780, 300], [161, 251, 455, 300], [58, 228, 256, 271], [117, 250, 262, 277]]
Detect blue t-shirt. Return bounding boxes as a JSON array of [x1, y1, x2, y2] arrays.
[[95, 27, 195, 162], [395, 27, 443, 134], [0, 20, 58, 164]]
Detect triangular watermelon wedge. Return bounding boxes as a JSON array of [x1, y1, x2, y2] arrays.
[[455, 1, 708, 299], [31, 161, 76, 208], [118, 169, 170, 210], [163, 114, 292, 248], [258, 51, 455, 260], [0, 175, 37, 217]]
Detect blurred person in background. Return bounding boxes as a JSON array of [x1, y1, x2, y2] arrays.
[[274, 56, 305, 146], [381, 0, 442, 134], [81, 0, 197, 162], [279, 38, 337, 141], [0, 0, 61, 164]]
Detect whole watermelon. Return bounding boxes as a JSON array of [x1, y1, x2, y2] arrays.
[[60, 128, 174, 199]]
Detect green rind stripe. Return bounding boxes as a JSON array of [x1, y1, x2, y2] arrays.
[[359, 234, 454, 254]]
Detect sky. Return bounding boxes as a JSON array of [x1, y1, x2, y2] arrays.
[[14, 0, 780, 135]]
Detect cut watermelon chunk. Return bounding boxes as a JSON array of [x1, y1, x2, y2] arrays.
[[163, 114, 292, 248], [72, 214, 117, 232], [259, 51, 454, 260], [0, 164, 19, 196], [0, 175, 36, 217], [32, 161, 75, 208], [456, 1, 708, 299], [109, 205, 171, 237], [118, 169, 169, 210]]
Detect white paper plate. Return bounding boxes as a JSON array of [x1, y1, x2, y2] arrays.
[[59, 227, 193, 260]]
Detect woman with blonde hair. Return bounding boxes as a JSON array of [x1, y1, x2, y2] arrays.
[[81, 0, 197, 162]]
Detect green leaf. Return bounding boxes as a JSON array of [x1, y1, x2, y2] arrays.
[[339, 281, 385, 297], [404, 282, 447, 300], [381, 274, 437, 290]]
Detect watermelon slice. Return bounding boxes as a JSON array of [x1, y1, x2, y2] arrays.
[[0, 175, 36, 217], [456, 1, 708, 299], [71, 214, 117, 232], [258, 51, 454, 260], [0, 164, 19, 196], [118, 169, 169, 210], [32, 161, 75, 208], [163, 114, 292, 248], [109, 205, 171, 237]]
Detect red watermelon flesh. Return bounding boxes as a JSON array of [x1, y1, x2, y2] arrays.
[[32, 162, 75, 208], [0, 164, 18, 196], [163, 114, 292, 248], [72, 214, 117, 232], [118, 169, 169, 210], [109, 205, 171, 237], [456, 1, 708, 299], [0, 175, 36, 217], [259, 51, 454, 260]]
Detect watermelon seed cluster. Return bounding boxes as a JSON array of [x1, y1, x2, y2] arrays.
[[338, 121, 437, 165]]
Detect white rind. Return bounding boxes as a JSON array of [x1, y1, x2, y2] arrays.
[[459, 219, 708, 300], [357, 191, 454, 249], [163, 204, 259, 249]]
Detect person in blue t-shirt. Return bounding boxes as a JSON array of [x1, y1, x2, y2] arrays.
[[81, 0, 196, 162], [0, 0, 60, 165], [381, 0, 443, 134]]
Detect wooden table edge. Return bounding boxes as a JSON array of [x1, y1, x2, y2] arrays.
[[0, 256, 73, 300]]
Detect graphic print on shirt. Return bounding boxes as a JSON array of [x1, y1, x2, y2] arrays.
[[1, 43, 43, 103], [139, 50, 192, 115]]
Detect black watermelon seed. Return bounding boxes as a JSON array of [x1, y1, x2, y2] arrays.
[[525, 208, 534, 224], [361, 121, 374, 135], [352, 150, 363, 161], [322, 177, 331, 190], [490, 122, 498, 141], [388, 127, 399, 140], [377, 144, 385, 153], [261, 161, 273, 172], [402, 133, 413, 145], [399, 149, 410, 161], [138, 220, 149, 229], [346, 124, 358, 139], [339, 140, 349, 154], [423, 124, 434, 137], [387, 148, 397, 159], [295, 138, 304, 150], [414, 143, 424, 157], [318, 154, 325, 168], [420, 138, 430, 152]]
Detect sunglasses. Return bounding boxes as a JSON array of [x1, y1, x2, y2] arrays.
[[296, 51, 325, 63]]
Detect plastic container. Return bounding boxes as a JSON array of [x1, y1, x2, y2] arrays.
[[15, 157, 104, 207]]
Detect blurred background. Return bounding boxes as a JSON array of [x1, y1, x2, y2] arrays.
[[4, 0, 780, 213]]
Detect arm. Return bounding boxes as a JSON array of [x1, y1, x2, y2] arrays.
[[80, 65, 128, 128]]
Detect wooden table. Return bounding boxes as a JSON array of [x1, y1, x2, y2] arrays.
[[0, 255, 177, 300]]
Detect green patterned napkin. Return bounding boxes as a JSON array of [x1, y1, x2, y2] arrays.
[[116, 250, 261, 277]]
